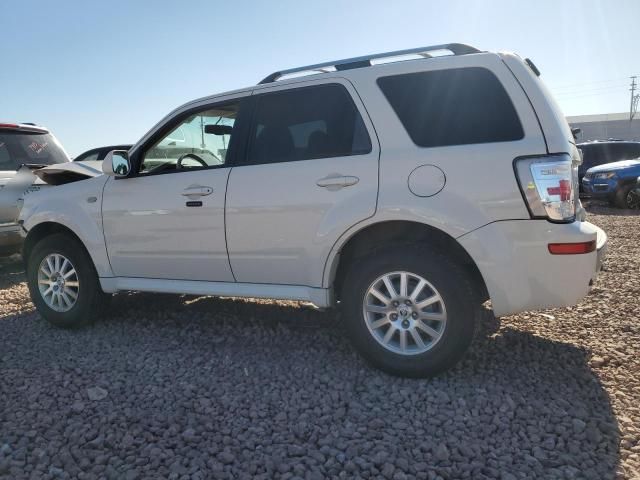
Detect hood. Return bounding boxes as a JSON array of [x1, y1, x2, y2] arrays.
[[587, 159, 640, 173], [33, 160, 103, 185]]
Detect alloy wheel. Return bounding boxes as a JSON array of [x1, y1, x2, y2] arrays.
[[626, 189, 640, 209], [362, 271, 447, 355], [37, 253, 80, 312]]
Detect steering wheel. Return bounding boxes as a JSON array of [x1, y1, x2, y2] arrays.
[[177, 153, 208, 169]]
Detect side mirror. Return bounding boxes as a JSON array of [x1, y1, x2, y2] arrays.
[[103, 150, 131, 177], [571, 127, 581, 140]]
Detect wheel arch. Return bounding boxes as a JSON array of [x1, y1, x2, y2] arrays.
[[326, 220, 489, 304], [23, 222, 97, 273], [618, 175, 640, 187]]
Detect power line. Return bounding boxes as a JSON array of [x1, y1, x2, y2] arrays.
[[548, 76, 632, 91], [553, 85, 627, 97], [554, 89, 627, 100]]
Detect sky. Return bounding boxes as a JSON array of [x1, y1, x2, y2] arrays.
[[1, 0, 638, 156]]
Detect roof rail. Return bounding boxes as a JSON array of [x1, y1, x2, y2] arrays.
[[258, 43, 481, 84]]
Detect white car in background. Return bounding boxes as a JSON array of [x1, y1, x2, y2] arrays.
[[19, 44, 607, 377], [0, 123, 70, 255]]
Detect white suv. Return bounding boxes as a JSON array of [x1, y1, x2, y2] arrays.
[[0, 123, 70, 255], [19, 44, 607, 377]]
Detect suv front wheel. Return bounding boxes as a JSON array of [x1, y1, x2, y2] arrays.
[[27, 233, 109, 328], [342, 246, 478, 377], [614, 184, 640, 209]]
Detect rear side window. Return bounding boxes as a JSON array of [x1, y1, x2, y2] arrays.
[[378, 67, 524, 148], [248, 84, 372, 165]]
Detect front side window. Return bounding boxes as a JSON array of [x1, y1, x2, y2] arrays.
[[247, 84, 371, 165], [140, 102, 239, 174], [378, 67, 524, 148]]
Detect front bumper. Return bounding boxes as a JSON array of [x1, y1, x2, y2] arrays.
[[458, 220, 607, 317], [581, 177, 615, 199]]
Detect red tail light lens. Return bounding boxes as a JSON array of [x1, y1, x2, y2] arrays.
[[547, 179, 572, 201]]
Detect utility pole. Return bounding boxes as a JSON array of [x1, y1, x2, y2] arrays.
[[631, 76, 639, 122]]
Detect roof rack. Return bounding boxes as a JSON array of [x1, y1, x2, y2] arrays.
[[258, 43, 481, 84]]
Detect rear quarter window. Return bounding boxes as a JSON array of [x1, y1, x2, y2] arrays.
[[377, 67, 524, 148]]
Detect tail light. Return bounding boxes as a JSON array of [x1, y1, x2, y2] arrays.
[[515, 153, 577, 222]]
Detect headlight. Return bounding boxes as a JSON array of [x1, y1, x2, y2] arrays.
[[593, 172, 616, 180]]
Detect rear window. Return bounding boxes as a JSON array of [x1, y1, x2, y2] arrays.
[[0, 131, 69, 168], [377, 67, 524, 148]]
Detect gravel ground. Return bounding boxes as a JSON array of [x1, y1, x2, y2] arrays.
[[0, 206, 638, 480]]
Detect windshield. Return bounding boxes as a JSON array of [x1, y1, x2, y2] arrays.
[[0, 131, 70, 169]]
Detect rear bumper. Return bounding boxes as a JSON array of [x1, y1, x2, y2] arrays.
[[594, 226, 607, 279], [458, 220, 607, 317], [0, 223, 23, 255]]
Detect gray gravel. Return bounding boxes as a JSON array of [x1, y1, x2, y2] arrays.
[[0, 207, 638, 479]]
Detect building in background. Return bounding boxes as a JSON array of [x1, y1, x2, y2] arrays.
[[567, 113, 640, 142]]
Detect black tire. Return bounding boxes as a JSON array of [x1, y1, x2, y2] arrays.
[[26, 233, 109, 328], [341, 246, 479, 378], [614, 184, 634, 209]]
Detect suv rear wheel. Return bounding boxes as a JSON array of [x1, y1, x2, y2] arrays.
[[341, 246, 478, 377], [27, 233, 109, 328]]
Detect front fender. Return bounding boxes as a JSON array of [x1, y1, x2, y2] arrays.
[[20, 176, 113, 277]]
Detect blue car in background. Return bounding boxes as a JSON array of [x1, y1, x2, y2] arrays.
[[582, 159, 640, 209]]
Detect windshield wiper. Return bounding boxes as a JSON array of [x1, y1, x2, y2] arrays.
[[19, 163, 49, 169]]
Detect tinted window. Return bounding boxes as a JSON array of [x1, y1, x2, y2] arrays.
[[578, 142, 640, 171], [248, 84, 371, 164], [378, 67, 524, 148], [75, 150, 100, 162], [140, 102, 239, 174], [613, 143, 640, 160], [0, 131, 69, 167], [0, 142, 13, 170]]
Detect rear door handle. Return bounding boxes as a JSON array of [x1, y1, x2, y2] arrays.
[[316, 174, 359, 191], [181, 185, 213, 197]]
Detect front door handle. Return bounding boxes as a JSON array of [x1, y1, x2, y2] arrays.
[[316, 174, 360, 191], [181, 185, 213, 197]]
